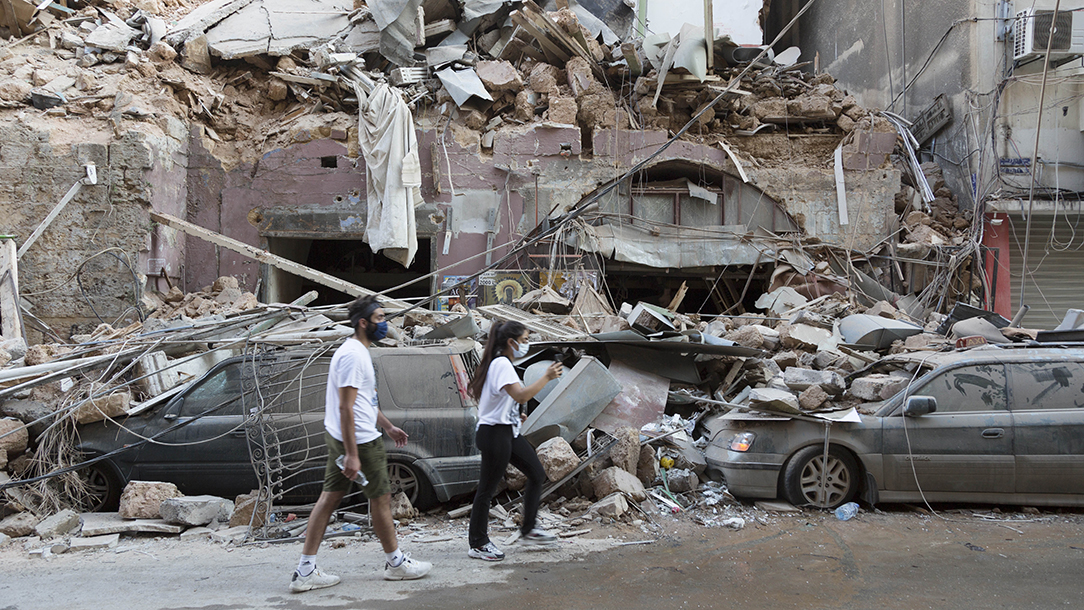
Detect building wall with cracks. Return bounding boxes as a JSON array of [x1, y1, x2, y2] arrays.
[[1, 118, 899, 338], [0, 119, 187, 343]]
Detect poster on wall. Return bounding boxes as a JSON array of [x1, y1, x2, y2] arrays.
[[479, 270, 537, 306], [436, 275, 479, 311], [539, 270, 600, 301]]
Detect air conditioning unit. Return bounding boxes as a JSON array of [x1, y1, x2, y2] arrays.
[[1013, 8, 1084, 62]]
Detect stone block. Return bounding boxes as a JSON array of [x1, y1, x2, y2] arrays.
[[591, 492, 627, 519], [390, 492, 417, 521], [68, 533, 119, 552], [159, 495, 235, 527], [799, 384, 830, 410], [33, 509, 81, 539], [565, 56, 598, 97], [180, 34, 212, 74], [118, 481, 182, 519], [742, 358, 781, 386], [783, 368, 845, 395], [230, 491, 267, 528], [772, 351, 799, 369], [592, 466, 646, 502], [71, 392, 131, 424], [210, 525, 249, 544], [149, 41, 177, 63], [267, 78, 287, 101], [867, 301, 898, 319], [749, 388, 800, 411], [529, 62, 560, 94], [535, 437, 580, 482], [505, 463, 526, 491], [636, 444, 658, 487], [0, 512, 39, 537], [665, 468, 698, 493], [609, 426, 639, 475], [0, 79, 33, 103], [180, 527, 214, 541], [0, 448, 6, 469], [476, 60, 523, 92], [849, 374, 908, 401], [752, 97, 786, 120], [547, 95, 577, 125], [0, 417, 28, 454]]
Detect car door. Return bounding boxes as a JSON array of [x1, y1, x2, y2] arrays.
[[375, 352, 478, 459], [882, 363, 1014, 494], [135, 361, 258, 497], [1007, 361, 1084, 495]]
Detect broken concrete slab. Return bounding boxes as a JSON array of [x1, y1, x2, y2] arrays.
[[798, 384, 830, 410], [749, 387, 801, 413], [72, 391, 130, 424], [0, 512, 39, 537], [755, 500, 801, 512], [591, 492, 628, 519], [848, 374, 908, 401], [118, 481, 183, 519], [783, 367, 845, 395], [159, 495, 235, 527], [79, 512, 185, 536], [210, 524, 250, 543], [179, 526, 214, 541], [535, 436, 580, 482], [165, 0, 259, 46], [755, 286, 807, 316], [85, 21, 141, 53], [68, 533, 120, 552], [592, 466, 647, 502], [33, 509, 80, 539]]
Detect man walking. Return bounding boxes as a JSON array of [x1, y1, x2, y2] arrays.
[[290, 296, 432, 592]]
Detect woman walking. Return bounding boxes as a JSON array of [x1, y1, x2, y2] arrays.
[[467, 321, 563, 561]]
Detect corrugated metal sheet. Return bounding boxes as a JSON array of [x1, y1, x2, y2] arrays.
[[1011, 214, 1084, 330]]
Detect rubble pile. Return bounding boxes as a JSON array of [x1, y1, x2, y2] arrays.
[[0, 0, 883, 165]]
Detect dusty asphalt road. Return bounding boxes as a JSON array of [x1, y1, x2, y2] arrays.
[[1, 506, 1082, 610]]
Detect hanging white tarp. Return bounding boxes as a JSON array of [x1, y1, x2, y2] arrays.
[[356, 83, 422, 267], [567, 222, 770, 268]]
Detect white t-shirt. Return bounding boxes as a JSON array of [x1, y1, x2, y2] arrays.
[[477, 356, 524, 436], [324, 338, 381, 444]]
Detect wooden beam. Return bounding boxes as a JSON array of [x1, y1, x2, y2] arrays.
[[149, 211, 415, 311], [0, 239, 24, 342], [704, 0, 713, 70]]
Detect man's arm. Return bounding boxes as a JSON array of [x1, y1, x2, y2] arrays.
[[376, 410, 409, 448], [339, 385, 360, 480]]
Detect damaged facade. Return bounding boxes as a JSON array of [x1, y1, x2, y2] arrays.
[[6, 0, 1084, 550]]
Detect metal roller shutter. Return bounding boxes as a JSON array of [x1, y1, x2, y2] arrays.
[[1010, 213, 1084, 330]]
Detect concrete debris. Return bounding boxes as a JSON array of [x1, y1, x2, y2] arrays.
[[79, 512, 184, 536], [0, 511, 38, 537], [592, 466, 647, 503], [118, 481, 183, 519], [159, 495, 235, 527], [230, 491, 268, 528], [33, 509, 80, 539], [68, 533, 120, 552], [391, 492, 418, 522], [535, 436, 580, 482], [590, 492, 628, 519], [608, 426, 639, 475], [0, 417, 28, 454]]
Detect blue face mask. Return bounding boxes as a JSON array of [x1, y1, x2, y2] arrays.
[[367, 320, 388, 341], [512, 340, 529, 358]]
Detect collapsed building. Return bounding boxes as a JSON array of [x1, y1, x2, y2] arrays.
[[2, 0, 1062, 546]]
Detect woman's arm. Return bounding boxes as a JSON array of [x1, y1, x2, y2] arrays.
[[503, 362, 562, 403]]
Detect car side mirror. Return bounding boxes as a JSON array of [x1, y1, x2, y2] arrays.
[[904, 396, 937, 417]]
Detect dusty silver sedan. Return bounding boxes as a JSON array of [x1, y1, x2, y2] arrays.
[[704, 346, 1084, 508]]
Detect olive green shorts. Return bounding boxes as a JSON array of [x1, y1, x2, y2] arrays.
[[323, 432, 392, 498]]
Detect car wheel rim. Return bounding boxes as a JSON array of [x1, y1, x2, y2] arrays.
[[387, 463, 418, 503], [79, 467, 110, 511], [798, 454, 851, 507]]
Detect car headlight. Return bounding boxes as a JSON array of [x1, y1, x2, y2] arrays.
[[728, 432, 755, 452]]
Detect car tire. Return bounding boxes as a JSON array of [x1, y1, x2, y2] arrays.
[[387, 461, 437, 511], [781, 445, 859, 509], [77, 460, 123, 512]]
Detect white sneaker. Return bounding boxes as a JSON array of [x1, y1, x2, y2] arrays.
[[521, 528, 557, 546], [468, 542, 506, 561], [290, 567, 340, 592], [383, 553, 432, 581]]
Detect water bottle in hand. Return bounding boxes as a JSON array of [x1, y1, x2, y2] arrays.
[[335, 455, 369, 486], [834, 502, 859, 521]]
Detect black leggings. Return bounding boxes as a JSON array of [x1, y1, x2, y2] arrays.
[[468, 424, 546, 548]]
